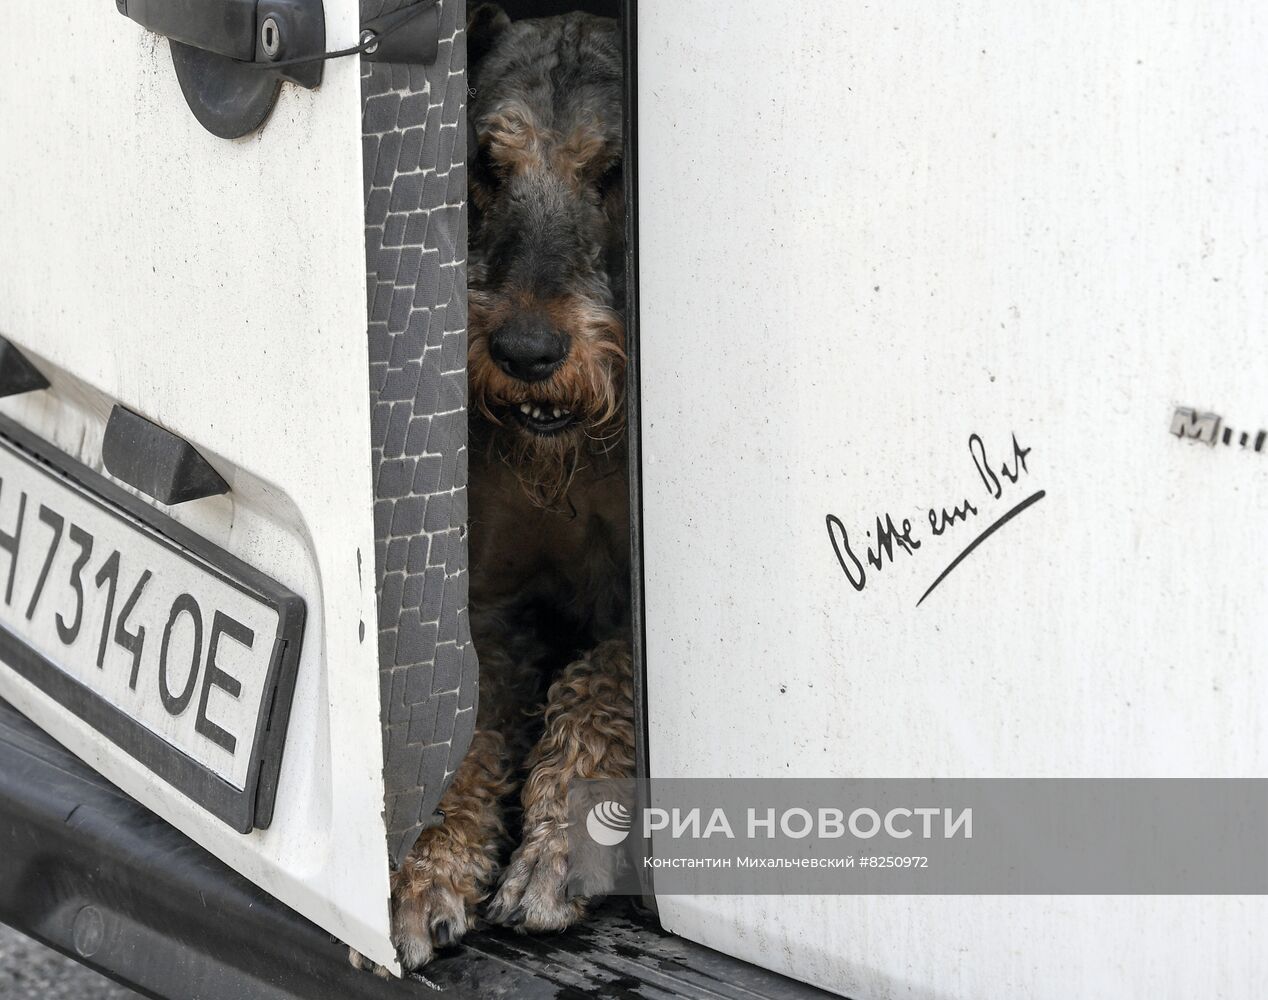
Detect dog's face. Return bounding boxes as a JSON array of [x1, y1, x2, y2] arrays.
[[466, 6, 625, 506]]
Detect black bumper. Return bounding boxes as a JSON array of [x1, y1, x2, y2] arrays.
[[0, 698, 832, 999]]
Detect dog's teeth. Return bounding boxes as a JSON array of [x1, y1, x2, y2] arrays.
[[519, 403, 531, 414], [532, 408, 542, 419], [552, 408, 562, 418]]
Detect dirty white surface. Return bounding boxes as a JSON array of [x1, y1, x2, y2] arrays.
[[0, 1, 396, 971], [638, 2, 1268, 997]]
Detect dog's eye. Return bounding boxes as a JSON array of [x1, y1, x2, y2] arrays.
[[597, 159, 622, 196]]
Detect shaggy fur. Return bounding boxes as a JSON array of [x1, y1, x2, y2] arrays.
[[354, 5, 633, 974], [465, 4, 626, 508]]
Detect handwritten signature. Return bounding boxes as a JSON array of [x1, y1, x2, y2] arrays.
[[826, 433, 1035, 597]]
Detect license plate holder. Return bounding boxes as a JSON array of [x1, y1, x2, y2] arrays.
[[0, 415, 304, 833]]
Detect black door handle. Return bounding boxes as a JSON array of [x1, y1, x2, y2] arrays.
[[117, 0, 441, 139], [116, 0, 263, 62], [118, 0, 327, 87], [117, 0, 327, 138]]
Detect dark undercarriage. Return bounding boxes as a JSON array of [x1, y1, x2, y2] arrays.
[[0, 697, 831, 1000]]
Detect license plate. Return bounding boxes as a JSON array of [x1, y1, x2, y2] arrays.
[[0, 417, 304, 832]]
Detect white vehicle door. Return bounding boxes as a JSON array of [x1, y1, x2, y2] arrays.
[[0, 0, 471, 971], [637, 2, 1268, 998]]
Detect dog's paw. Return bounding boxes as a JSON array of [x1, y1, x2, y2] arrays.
[[486, 823, 585, 931], [347, 946, 393, 978], [388, 826, 499, 970], [391, 868, 474, 970], [486, 811, 623, 933], [485, 642, 634, 932], [347, 865, 476, 975]]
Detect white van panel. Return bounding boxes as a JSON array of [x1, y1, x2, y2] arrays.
[[0, 1, 396, 969], [638, 2, 1268, 996]]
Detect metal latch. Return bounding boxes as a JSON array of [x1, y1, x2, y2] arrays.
[[116, 0, 440, 139]]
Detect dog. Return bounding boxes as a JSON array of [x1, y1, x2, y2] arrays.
[[362, 5, 633, 972]]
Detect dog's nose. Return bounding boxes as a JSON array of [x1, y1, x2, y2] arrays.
[[489, 321, 568, 383]]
